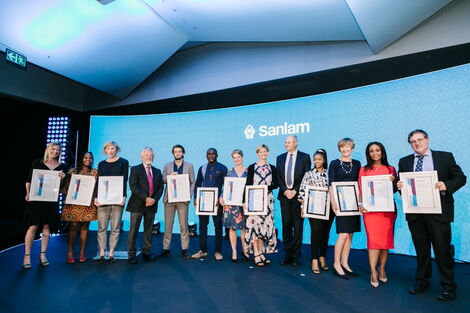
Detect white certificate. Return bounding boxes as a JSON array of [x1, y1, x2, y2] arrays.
[[195, 187, 218, 215], [244, 185, 268, 216], [65, 174, 96, 206], [167, 174, 191, 203], [303, 186, 330, 220], [223, 177, 247, 206], [361, 175, 395, 212], [97, 176, 123, 205], [29, 169, 61, 202], [399, 171, 442, 214], [332, 182, 361, 216]]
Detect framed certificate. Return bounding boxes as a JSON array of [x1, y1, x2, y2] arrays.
[[97, 176, 124, 205], [361, 175, 395, 212], [29, 169, 61, 202], [244, 185, 268, 216], [65, 174, 96, 206], [167, 174, 191, 203], [223, 177, 246, 206], [332, 182, 361, 216], [195, 187, 218, 215], [303, 186, 330, 220], [399, 171, 442, 214]]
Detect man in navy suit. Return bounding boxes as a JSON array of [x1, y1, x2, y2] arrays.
[[276, 135, 311, 266], [398, 130, 466, 301], [126, 147, 164, 264]]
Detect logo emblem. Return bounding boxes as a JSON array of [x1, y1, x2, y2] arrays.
[[244, 124, 255, 139]]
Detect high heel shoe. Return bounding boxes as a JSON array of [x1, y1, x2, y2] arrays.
[[254, 254, 265, 267], [260, 254, 271, 264], [332, 265, 349, 280], [66, 257, 75, 264], [341, 265, 358, 277], [370, 272, 379, 288], [39, 252, 49, 267], [23, 254, 32, 269], [379, 271, 388, 283], [242, 253, 251, 261]]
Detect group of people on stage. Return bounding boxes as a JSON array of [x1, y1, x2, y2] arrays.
[[23, 129, 466, 302]]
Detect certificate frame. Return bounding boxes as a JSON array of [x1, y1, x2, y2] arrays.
[[302, 186, 330, 220], [244, 185, 268, 216], [29, 169, 61, 202], [331, 182, 361, 216], [65, 174, 96, 206], [195, 187, 219, 216], [167, 174, 191, 203], [399, 171, 442, 214], [223, 177, 247, 206], [361, 175, 395, 212], [97, 176, 124, 205]]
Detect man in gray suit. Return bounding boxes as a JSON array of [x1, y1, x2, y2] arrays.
[[161, 145, 195, 258]]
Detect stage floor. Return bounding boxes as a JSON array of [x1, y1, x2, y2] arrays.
[[0, 231, 468, 313]]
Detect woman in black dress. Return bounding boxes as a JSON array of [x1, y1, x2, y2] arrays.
[[329, 138, 361, 279], [23, 142, 66, 268]]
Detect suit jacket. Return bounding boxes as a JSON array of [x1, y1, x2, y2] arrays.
[[126, 164, 164, 213], [398, 150, 466, 222], [162, 161, 195, 203], [276, 151, 311, 200]]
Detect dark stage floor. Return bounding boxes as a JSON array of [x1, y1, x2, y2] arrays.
[[0, 231, 468, 313]]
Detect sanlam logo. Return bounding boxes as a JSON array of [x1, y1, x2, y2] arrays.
[[244, 122, 310, 139]]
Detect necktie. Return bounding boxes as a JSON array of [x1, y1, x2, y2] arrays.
[[415, 155, 424, 172], [146, 166, 154, 196], [286, 153, 293, 187]]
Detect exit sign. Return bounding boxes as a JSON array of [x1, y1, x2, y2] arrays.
[[5, 48, 27, 67]]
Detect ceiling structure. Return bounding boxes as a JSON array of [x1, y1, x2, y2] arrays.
[[0, 0, 459, 99]]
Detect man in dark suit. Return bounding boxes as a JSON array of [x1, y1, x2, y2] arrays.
[[398, 129, 466, 301], [127, 147, 164, 264], [276, 135, 311, 266]]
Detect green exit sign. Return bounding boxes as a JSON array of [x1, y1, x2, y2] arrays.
[[6, 48, 27, 67]]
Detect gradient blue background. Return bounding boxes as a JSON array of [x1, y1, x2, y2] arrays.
[[89, 63, 470, 261]]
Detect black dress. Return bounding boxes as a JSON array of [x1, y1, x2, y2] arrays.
[[328, 159, 361, 234], [23, 159, 66, 231]]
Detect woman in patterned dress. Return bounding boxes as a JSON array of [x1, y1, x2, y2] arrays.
[[61, 152, 98, 263], [220, 149, 250, 262], [244, 144, 279, 267]]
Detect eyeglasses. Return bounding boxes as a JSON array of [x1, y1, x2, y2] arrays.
[[410, 138, 427, 145]]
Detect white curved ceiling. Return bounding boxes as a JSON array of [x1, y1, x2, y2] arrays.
[[0, 0, 455, 98]]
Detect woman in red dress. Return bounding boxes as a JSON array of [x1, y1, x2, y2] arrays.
[[358, 142, 397, 288]]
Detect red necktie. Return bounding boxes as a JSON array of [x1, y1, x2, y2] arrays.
[[146, 166, 154, 196]]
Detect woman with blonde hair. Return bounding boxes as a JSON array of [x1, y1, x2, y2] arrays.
[[23, 142, 66, 268], [94, 141, 129, 264]]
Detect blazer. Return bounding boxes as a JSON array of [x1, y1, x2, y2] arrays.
[[276, 151, 311, 200], [398, 150, 466, 222], [126, 164, 164, 214], [162, 161, 195, 203]]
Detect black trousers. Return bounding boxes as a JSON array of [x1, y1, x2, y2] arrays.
[[198, 207, 223, 253], [308, 210, 334, 260], [127, 211, 155, 256], [280, 196, 304, 260], [408, 215, 456, 290]]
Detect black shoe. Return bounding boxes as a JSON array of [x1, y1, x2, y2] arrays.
[[231, 258, 238, 263], [291, 259, 300, 267], [341, 265, 358, 277], [97, 256, 106, 264], [143, 253, 156, 262], [333, 266, 350, 280], [280, 258, 292, 265], [242, 253, 251, 261], [107, 256, 116, 264], [437, 290, 456, 301], [160, 249, 171, 257], [181, 250, 191, 259], [409, 281, 430, 295], [128, 256, 137, 264]]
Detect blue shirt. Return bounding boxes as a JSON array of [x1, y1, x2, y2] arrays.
[[173, 161, 184, 175], [194, 162, 228, 197], [413, 149, 434, 172]]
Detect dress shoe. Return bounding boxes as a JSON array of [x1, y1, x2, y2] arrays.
[[107, 256, 116, 264], [191, 250, 208, 259], [143, 253, 156, 262], [291, 259, 300, 267], [332, 266, 350, 280], [437, 290, 456, 301], [409, 281, 430, 295], [341, 265, 358, 277], [280, 258, 292, 265], [214, 252, 223, 261], [181, 250, 191, 259], [160, 249, 171, 257], [97, 256, 106, 264], [128, 256, 137, 264]]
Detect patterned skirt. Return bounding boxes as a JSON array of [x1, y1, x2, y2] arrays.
[[244, 193, 277, 254], [61, 204, 98, 222]]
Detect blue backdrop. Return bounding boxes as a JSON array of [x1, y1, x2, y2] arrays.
[[89, 63, 470, 261]]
